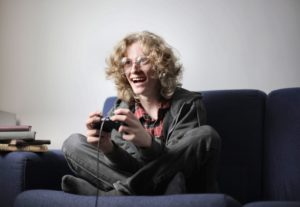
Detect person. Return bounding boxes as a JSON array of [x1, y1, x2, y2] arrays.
[[61, 31, 221, 196]]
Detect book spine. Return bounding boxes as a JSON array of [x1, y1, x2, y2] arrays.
[[0, 125, 32, 132], [9, 139, 51, 146], [0, 144, 48, 152], [0, 131, 36, 140]]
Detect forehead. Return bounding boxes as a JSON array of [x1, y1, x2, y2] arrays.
[[125, 41, 145, 58]]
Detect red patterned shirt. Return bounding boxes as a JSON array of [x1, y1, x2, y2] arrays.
[[134, 100, 170, 140]]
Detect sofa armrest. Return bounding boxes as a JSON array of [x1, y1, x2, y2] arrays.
[[0, 150, 72, 207]]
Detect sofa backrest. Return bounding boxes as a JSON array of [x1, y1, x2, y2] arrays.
[[263, 88, 300, 201], [102, 89, 267, 204], [202, 90, 266, 204]]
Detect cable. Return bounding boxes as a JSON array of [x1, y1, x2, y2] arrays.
[[95, 120, 105, 207]]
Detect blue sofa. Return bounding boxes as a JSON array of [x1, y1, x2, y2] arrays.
[[1, 88, 299, 207]]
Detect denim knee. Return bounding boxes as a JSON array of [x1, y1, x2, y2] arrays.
[[62, 133, 87, 156], [183, 125, 221, 151]]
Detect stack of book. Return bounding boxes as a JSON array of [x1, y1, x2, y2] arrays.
[[0, 125, 50, 152]]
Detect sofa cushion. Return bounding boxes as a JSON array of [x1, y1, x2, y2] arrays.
[[243, 201, 300, 207], [14, 190, 241, 207], [263, 87, 300, 201], [0, 150, 71, 207]]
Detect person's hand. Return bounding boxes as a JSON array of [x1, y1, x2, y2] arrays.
[[111, 108, 152, 148], [85, 111, 113, 153]]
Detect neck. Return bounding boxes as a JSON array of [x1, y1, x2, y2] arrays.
[[139, 95, 161, 109], [138, 95, 162, 120]]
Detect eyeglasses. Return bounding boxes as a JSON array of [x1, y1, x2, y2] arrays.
[[121, 56, 150, 74]]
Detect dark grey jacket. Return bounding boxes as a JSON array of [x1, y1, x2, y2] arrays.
[[105, 87, 207, 173]]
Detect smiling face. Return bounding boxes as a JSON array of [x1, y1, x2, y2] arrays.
[[123, 42, 161, 100]]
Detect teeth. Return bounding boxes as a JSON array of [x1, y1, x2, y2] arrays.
[[132, 77, 145, 82]]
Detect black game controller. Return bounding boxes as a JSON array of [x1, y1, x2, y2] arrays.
[[98, 117, 121, 132]]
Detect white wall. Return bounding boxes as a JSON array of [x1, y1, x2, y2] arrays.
[[0, 0, 299, 149]]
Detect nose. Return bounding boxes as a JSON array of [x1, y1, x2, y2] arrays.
[[129, 61, 141, 73]]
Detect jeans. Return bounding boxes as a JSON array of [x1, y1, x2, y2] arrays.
[[62, 125, 221, 195]]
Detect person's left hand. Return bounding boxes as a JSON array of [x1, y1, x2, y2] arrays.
[[111, 108, 152, 148]]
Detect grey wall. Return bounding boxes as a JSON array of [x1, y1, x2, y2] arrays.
[[1, 0, 299, 149]]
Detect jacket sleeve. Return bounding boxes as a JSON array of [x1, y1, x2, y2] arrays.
[[138, 96, 206, 162], [106, 121, 165, 166], [104, 135, 144, 173], [137, 135, 165, 162], [102, 100, 145, 173], [165, 97, 207, 146]]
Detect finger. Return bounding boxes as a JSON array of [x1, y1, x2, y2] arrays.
[[113, 108, 131, 116], [86, 129, 99, 137], [121, 133, 134, 141], [88, 111, 102, 118], [86, 136, 99, 144], [111, 113, 138, 128], [118, 124, 131, 134], [86, 116, 101, 129], [110, 114, 126, 123], [87, 111, 102, 123]]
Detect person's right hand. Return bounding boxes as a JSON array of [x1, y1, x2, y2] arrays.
[[86, 111, 113, 153]]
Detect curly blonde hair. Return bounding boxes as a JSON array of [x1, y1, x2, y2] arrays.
[[105, 31, 182, 102]]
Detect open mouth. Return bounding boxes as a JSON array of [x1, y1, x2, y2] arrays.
[[131, 77, 146, 84]]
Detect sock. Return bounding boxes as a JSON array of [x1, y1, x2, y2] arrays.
[[164, 172, 186, 195], [61, 175, 98, 195], [61, 175, 126, 196]]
